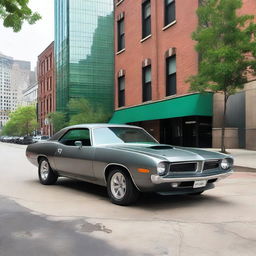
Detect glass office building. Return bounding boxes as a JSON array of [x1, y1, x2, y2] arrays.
[[54, 0, 114, 115]]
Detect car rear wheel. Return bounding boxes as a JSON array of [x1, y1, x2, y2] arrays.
[[107, 169, 140, 206], [38, 158, 58, 185]]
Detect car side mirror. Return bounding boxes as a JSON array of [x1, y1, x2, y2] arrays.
[[74, 141, 83, 149]]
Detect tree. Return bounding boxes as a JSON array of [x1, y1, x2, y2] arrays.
[[0, 0, 41, 32], [2, 119, 18, 135], [47, 112, 67, 133], [68, 98, 111, 126], [47, 99, 111, 133], [2, 105, 37, 135], [188, 0, 256, 153]]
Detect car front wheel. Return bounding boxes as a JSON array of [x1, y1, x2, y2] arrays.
[[107, 169, 140, 206], [38, 158, 58, 185]]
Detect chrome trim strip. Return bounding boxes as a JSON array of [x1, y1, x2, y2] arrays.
[[151, 170, 233, 184]]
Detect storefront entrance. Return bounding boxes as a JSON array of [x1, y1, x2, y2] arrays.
[[160, 116, 212, 148], [130, 116, 212, 148]]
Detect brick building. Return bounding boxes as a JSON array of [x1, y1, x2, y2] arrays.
[[110, 0, 256, 149], [110, 0, 212, 147], [38, 42, 55, 136]]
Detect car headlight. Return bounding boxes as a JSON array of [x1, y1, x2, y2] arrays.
[[220, 158, 232, 170], [157, 162, 168, 176]]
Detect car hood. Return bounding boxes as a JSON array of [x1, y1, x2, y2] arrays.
[[107, 144, 227, 162]]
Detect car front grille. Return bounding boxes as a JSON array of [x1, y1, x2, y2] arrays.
[[203, 161, 220, 171], [169, 163, 197, 173]]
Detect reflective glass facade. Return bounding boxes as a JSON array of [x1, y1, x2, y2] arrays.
[[54, 0, 114, 115]]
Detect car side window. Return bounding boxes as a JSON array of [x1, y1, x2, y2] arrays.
[[59, 129, 91, 146]]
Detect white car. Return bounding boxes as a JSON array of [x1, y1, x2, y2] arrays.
[[33, 135, 50, 143]]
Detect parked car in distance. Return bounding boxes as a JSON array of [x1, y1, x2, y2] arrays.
[[0, 135, 35, 144], [22, 136, 34, 145], [0, 136, 6, 142], [10, 136, 19, 143], [26, 124, 234, 205], [16, 137, 24, 144], [33, 135, 50, 143], [2, 136, 12, 143]]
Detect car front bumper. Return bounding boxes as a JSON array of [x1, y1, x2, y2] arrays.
[[151, 170, 234, 185]]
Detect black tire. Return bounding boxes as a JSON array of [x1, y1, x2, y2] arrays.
[[38, 158, 58, 185], [189, 191, 204, 196], [107, 168, 140, 206]]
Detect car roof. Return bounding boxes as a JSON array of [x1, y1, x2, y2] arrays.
[[66, 123, 140, 129], [49, 124, 143, 141]]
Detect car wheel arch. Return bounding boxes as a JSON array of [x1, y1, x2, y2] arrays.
[[37, 155, 48, 164], [104, 164, 141, 191]]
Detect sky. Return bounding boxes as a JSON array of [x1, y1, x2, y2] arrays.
[[0, 0, 54, 70]]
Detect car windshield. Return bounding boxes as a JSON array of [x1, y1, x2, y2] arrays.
[[93, 127, 158, 146]]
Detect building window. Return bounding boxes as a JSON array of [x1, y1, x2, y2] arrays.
[[142, 0, 151, 39], [165, 0, 176, 26], [166, 55, 176, 96], [117, 18, 125, 51], [142, 65, 152, 102], [118, 76, 125, 107], [49, 55, 52, 69]]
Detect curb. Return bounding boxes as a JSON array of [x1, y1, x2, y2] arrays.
[[234, 166, 256, 173]]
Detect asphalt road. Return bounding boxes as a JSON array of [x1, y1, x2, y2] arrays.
[[0, 142, 256, 256]]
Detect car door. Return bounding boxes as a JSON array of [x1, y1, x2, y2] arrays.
[[54, 128, 95, 180]]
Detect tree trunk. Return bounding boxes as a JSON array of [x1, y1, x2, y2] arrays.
[[221, 92, 229, 153]]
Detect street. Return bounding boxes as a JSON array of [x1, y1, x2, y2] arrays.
[[0, 142, 256, 256]]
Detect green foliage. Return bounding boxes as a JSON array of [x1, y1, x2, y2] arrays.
[[68, 98, 111, 126], [2, 105, 37, 136], [47, 112, 67, 133], [188, 0, 256, 95], [47, 99, 111, 133], [0, 0, 41, 32], [188, 0, 256, 152]]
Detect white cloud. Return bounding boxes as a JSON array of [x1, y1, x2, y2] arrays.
[[0, 0, 54, 70]]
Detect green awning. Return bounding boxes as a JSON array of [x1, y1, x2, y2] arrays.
[[109, 93, 213, 124]]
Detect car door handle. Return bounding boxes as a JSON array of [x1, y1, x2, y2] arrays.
[[57, 148, 62, 154]]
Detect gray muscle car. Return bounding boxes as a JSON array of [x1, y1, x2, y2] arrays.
[[26, 124, 234, 205]]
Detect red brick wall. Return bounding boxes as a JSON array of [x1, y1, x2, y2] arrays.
[[240, 0, 256, 82], [38, 42, 55, 136], [115, 0, 199, 109], [114, 0, 256, 110], [239, 0, 256, 16], [130, 120, 161, 141]]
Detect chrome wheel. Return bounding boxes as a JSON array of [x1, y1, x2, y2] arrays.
[[110, 172, 126, 200], [40, 160, 49, 181]]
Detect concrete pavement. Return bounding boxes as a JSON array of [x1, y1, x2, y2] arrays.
[[0, 142, 256, 256], [0, 196, 129, 256]]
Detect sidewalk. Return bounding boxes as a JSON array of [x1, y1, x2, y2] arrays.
[[207, 148, 256, 171]]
